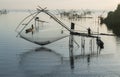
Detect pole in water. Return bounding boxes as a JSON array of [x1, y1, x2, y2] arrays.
[[81, 37, 85, 56], [87, 27, 91, 36], [81, 37, 83, 55], [69, 22, 75, 69], [90, 39, 93, 54]]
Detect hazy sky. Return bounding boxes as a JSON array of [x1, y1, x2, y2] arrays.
[[0, 0, 119, 10]]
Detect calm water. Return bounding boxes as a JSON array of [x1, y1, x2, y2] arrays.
[[0, 11, 120, 77]]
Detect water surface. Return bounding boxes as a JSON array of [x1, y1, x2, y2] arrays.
[[0, 11, 120, 77]]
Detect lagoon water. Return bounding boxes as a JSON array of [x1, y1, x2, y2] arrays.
[[0, 11, 120, 77]]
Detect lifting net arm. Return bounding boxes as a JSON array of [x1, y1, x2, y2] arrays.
[[37, 7, 72, 32]]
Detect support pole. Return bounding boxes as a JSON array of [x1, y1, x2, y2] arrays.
[[69, 22, 75, 69], [92, 38, 95, 54], [81, 37, 85, 56], [81, 37, 83, 55], [90, 39, 93, 54]]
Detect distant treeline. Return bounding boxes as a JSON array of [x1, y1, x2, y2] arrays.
[[102, 4, 120, 36], [54, 9, 93, 21], [60, 10, 92, 17]]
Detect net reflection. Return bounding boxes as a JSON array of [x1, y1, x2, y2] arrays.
[[18, 47, 64, 77]]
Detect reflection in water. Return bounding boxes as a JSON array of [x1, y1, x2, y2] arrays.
[[19, 47, 64, 77], [87, 54, 90, 66], [19, 47, 105, 77]]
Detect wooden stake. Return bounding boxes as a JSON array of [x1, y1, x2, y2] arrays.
[[69, 22, 75, 69]]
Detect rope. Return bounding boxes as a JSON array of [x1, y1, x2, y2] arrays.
[[15, 11, 38, 32], [16, 11, 41, 37]]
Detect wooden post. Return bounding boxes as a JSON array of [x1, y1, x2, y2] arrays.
[[81, 37, 85, 56], [90, 39, 92, 54], [35, 17, 37, 30], [81, 37, 83, 55], [92, 38, 95, 54], [69, 22, 74, 69]]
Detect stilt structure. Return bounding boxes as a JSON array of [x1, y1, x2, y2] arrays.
[[16, 7, 106, 69]]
